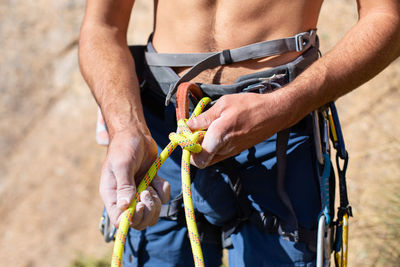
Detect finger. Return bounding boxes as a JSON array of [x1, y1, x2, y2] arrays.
[[130, 202, 145, 229], [134, 187, 162, 230], [187, 104, 220, 131], [205, 154, 230, 167], [190, 118, 225, 168], [151, 175, 171, 204], [146, 187, 162, 225], [190, 149, 214, 169], [113, 161, 136, 210], [100, 163, 121, 226]]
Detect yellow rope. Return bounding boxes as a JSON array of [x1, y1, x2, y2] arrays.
[[111, 97, 211, 267]]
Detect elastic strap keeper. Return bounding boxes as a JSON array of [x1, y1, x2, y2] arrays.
[[222, 49, 233, 65]]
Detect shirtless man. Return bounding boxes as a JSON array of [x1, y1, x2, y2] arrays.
[[79, 0, 400, 266]]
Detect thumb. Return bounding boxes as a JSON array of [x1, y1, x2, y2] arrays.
[[187, 105, 220, 131]]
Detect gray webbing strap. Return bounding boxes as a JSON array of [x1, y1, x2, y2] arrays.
[[276, 129, 299, 235], [146, 51, 217, 67], [144, 30, 316, 105], [145, 31, 316, 67], [159, 193, 183, 220]]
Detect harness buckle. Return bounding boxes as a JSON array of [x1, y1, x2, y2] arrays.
[[295, 32, 309, 52], [278, 227, 300, 243]]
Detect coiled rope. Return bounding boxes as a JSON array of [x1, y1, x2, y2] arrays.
[[111, 84, 210, 267]]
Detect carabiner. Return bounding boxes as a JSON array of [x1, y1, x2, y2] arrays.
[[334, 213, 349, 267], [99, 208, 117, 243], [322, 110, 330, 155], [316, 214, 332, 267], [329, 102, 346, 159], [316, 215, 326, 267], [317, 153, 332, 225], [313, 110, 324, 165], [342, 213, 349, 267]]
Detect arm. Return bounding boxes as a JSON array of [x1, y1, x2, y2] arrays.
[[79, 0, 170, 228], [286, 0, 400, 125], [188, 0, 400, 168]]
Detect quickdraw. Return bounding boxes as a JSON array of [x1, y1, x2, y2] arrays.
[[315, 109, 333, 267], [109, 82, 210, 267], [329, 102, 352, 267], [314, 102, 352, 267]]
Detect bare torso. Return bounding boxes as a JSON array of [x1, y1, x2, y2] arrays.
[[151, 0, 323, 84]]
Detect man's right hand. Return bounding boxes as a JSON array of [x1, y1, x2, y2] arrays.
[[99, 130, 170, 229]]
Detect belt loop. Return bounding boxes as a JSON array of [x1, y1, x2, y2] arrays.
[[222, 49, 233, 65]]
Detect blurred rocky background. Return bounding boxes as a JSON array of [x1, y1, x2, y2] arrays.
[[0, 0, 398, 266]]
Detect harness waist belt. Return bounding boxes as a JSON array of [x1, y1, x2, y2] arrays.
[[144, 30, 317, 105]]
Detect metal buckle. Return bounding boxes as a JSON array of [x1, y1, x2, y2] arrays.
[[295, 32, 310, 52], [242, 74, 285, 93], [241, 83, 269, 93]]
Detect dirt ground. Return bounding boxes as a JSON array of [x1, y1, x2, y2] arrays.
[[0, 0, 398, 266]]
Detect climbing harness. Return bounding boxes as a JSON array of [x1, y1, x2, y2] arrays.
[[109, 83, 210, 267]]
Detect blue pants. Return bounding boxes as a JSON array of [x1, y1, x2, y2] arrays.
[[123, 46, 320, 267]]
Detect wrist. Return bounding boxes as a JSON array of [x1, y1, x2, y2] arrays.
[[100, 94, 150, 139], [109, 126, 156, 161], [109, 124, 151, 141], [273, 63, 330, 129], [267, 85, 311, 130], [260, 88, 300, 131]]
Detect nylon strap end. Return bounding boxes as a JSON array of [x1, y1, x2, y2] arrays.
[[165, 83, 178, 106]]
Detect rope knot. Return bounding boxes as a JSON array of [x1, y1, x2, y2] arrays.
[[169, 119, 205, 153]]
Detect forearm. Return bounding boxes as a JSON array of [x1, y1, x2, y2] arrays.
[[280, 6, 400, 128], [79, 23, 148, 138]]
